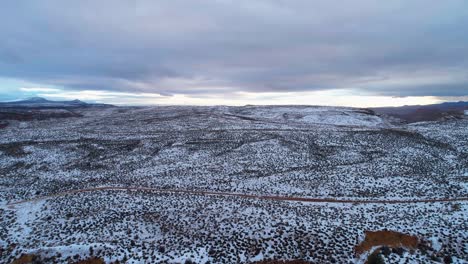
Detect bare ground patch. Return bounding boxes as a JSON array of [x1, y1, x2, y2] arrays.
[[355, 230, 419, 256]]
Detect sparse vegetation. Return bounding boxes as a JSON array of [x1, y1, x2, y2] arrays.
[[1, 105, 466, 263]]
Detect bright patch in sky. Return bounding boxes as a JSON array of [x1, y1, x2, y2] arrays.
[[0, 77, 452, 106], [28, 86, 441, 107]]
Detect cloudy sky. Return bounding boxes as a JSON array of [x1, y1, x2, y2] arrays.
[[1, 0, 467, 106]]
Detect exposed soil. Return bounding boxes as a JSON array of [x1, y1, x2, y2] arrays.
[[10, 254, 39, 264], [355, 230, 419, 255]]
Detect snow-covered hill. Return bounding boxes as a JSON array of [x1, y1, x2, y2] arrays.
[[229, 105, 388, 127]]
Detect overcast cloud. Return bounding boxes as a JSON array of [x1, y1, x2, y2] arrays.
[[0, 0, 467, 102]]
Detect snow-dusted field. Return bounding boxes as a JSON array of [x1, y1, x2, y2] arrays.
[[0, 105, 467, 263]]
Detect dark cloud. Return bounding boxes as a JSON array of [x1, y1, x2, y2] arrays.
[[1, 0, 467, 97]]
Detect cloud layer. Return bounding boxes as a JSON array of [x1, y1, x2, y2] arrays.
[[1, 0, 467, 99]]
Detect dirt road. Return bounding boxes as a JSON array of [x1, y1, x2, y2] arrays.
[[6, 186, 468, 208]]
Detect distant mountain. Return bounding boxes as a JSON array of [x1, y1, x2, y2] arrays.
[[0, 97, 114, 126], [21, 96, 49, 102], [0, 97, 112, 108], [372, 101, 468, 123]]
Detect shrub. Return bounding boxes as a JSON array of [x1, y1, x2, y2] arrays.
[[367, 253, 385, 264]]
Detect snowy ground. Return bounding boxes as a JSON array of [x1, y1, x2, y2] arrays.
[[0, 105, 467, 263]]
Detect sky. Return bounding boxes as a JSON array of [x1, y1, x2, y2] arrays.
[[0, 0, 467, 106]]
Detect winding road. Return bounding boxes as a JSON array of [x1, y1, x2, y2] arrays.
[[6, 186, 468, 208]]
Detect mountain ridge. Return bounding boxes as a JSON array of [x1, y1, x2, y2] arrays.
[[0, 97, 112, 108], [372, 101, 468, 123]]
